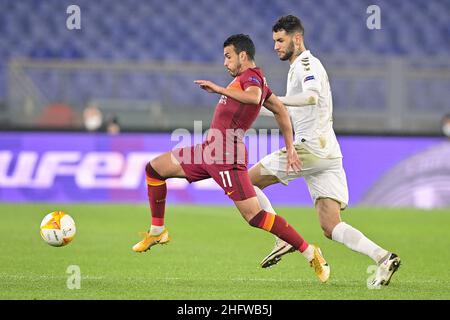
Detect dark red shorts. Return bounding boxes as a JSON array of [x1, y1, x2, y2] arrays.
[[172, 143, 256, 201]]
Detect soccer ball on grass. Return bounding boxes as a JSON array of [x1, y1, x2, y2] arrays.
[[40, 211, 76, 247]]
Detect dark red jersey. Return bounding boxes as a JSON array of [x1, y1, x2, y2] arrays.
[[207, 67, 272, 146], [172, 68, 272, 200]]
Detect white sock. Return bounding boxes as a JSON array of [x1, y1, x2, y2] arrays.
[[149, 225, 165, 236], [331, 222, 389, 264], [301, 245, 315, 262], [254, 186, 276, 214]]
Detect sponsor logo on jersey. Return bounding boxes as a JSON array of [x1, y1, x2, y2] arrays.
[[219, 95, 228, 104]]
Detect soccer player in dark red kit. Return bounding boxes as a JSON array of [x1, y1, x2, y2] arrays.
[[133, 34, 329, 282]]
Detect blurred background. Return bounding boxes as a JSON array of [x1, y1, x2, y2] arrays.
[[0, 0, 449, 208]]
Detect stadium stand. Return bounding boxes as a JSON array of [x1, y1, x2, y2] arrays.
[[0, 0, 448, 132]]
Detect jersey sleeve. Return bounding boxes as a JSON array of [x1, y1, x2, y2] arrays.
[[240, 71, 263, 91], [295, 56, 321, 93]]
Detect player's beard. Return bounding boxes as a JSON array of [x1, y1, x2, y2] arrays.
[[279, 41, 295, 61], [229, 61, 242, 77]]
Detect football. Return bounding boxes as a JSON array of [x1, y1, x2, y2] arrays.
[[40, 211, 76, 247]]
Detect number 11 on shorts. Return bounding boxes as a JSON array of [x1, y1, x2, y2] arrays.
[[219, 170, 233, 187]]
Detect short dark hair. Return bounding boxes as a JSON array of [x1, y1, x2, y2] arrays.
[[223, 34, 255, 60], [272, 15, 304, 36]]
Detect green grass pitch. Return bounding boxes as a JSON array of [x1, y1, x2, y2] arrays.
[[0, 203, 449, 300]]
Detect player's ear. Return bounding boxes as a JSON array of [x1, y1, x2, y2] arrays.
[[239, 51, 246, 61], [294, 32, 302, 46]]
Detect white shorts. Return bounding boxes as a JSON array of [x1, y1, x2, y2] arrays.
[[258, 145, 349, 209]]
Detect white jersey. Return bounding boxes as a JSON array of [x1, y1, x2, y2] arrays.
[[286, 50, 342, 159]]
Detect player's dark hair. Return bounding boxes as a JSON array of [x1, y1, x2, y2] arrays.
[[223, 34, 255, 60], [272, 15, 304, 36]]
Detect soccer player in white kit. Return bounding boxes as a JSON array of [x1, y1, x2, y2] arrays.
[[249, 15, 401, 287]]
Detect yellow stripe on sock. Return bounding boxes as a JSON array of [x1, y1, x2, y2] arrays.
[[146, 176, 166, 186], [262, 213, 276, 232]]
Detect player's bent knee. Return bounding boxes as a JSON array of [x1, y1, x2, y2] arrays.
[[242, 209, 259, 223], [316, 198, 330, 212], [148, 154, 166, 174], [234, 197, 263, 223], [146, 161, 166, 180], [148, 152, 185, 179]]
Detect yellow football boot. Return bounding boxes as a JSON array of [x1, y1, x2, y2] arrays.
[[132, 229, 170, 252], [309, 245, 330, 283]]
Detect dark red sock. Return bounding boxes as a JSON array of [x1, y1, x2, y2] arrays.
[[249, 210, 309, 252], [145, 162, 167, 226]]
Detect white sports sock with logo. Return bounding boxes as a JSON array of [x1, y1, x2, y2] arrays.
[[149, 225, 165, 236], [254, 186, 276, 214], [331, 222, 389, 264], [301, 244, 315, 262]]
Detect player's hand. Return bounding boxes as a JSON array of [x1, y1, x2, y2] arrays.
[[286, 147, 302, 174], [194, 80, 223, 94]]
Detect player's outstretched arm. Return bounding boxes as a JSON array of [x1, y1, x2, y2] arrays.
[[194, 80, 262, 105], [278, 90, 318, 107], [264, 94, 302, 173]]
